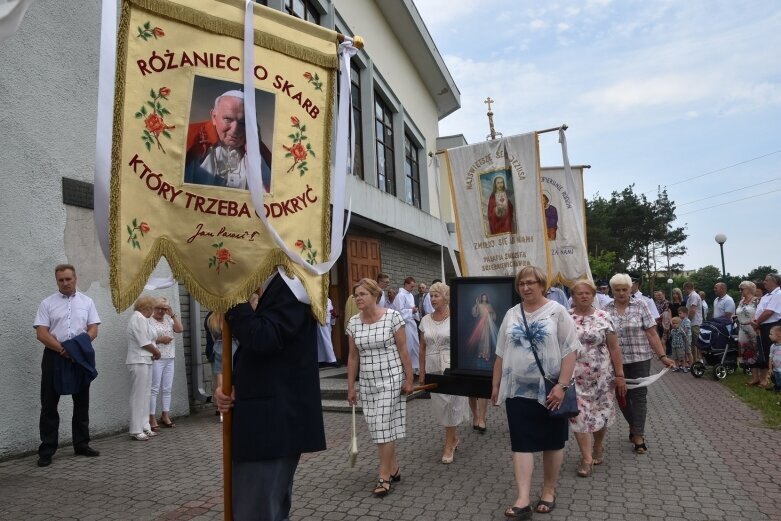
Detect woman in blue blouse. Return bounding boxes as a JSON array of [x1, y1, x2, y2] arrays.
[[491, 266, 581, 519]]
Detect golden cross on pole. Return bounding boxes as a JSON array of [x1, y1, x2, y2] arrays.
[[484, 96, 501, 141]]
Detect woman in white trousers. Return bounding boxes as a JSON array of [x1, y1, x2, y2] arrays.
[[126, 295, 161, 441]]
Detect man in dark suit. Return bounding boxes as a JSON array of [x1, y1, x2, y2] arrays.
[[215, 272, 326, 521]]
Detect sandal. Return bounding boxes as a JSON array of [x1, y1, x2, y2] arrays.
[[160, 417, 175, 428], [372, 478, 391, 497], [390, 467, 401, 482], [535, 495, 556, 514], [592, 445, 604, 465], [577, 459, 593, 477], [633, 439, 648, 454], [504, 505, 532, 519]]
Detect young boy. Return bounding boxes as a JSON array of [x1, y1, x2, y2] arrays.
[[768, 325, 781, 395], [677, 307, 693, 371], [669, 316, 691, 372]]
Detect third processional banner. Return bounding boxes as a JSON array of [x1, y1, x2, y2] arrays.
[[541, 166, 590, 285], [445, 133, 549, 277]]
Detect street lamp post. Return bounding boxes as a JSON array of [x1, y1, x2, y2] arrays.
[[715, 233, 727, 277], [667, 278, 674, 301]]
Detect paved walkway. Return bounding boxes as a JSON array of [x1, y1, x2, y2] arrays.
[[1, 362, 778, 521]]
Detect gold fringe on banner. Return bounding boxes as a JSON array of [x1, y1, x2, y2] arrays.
[[128, 0, 339, 68]]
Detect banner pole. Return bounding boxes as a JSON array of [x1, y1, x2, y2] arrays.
[[222, 317, 233, 521]]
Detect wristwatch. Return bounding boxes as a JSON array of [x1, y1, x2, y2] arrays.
[[557, 382, 570, 391]]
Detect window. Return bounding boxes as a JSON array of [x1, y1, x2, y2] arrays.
[[284, 0, 321, 24], [374, 94, 395, 195], [404, 134, 421, 208], [351, 62, 363, 179]]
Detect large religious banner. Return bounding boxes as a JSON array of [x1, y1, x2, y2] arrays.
[[107, 0, 338, 320], [444, 133, 549, 277], [541, 166, 590, 285]]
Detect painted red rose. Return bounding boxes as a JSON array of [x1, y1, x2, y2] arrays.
[[159, 86, 171, 97], [145, 113, 166, 135], [291, 116, 300, 126], [139, 222, 151, 233], [216, 248, 232, 263], [303, 72, 313, 80], [295, 240, 305, 249], [289, 143, 307, 161], [153, 27, 165, 37]]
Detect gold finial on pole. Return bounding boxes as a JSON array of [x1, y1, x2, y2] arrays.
[[485, 97, 502, 141]]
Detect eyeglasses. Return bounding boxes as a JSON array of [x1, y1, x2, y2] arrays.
[[154, 307, 167, 311], [517, 280, 539, 288]]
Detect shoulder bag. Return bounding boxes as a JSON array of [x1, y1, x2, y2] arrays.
[[520, 304, 579, 419]]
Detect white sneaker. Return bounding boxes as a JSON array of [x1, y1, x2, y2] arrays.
[[143, 430, 158, 437], [131, 433, 149, 441]]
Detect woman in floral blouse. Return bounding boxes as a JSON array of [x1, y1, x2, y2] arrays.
[[491, 266, 581, 519], [569, 279, 626, 477]]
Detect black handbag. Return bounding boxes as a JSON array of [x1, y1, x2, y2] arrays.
[[520, 304, 579, 419]]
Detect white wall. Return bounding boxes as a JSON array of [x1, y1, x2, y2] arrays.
[[0, 0, 189, 459], [333, 0, 444, 215]]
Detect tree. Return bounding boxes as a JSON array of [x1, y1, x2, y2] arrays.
[[746, 265, 777, 282], [688, 265, 722, 303], [585, 185, 687, 286], [588, 250, 617, 281]]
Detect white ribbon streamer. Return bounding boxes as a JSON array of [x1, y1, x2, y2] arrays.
[[95, 0, 117, 263], [242, 0, 354, 276], [0, 0, 35, 43], [625, 367, 670, 389]]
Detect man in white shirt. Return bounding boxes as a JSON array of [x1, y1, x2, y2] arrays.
[[596, 280, 613, 307], [631, 276, 659, 321], [376, 272, 390, 308], [683, 282, 703, 362], [712, 282, 735, 320], [752, 273, 781, 387], [699, 291, 709, 320], [392, 276, 420, 372], [33, 264, 101, 467]]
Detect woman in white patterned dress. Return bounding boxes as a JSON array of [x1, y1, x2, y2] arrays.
[[346, 278, 414, 497], [568, 279, 626, 478], [736, 281, 760, 382], [419, 282, 470, 464]]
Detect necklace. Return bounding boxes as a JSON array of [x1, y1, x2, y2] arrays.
[[431, 309, 450, 324]]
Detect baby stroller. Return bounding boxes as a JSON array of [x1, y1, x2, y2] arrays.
[[691, 317, 739, 380]]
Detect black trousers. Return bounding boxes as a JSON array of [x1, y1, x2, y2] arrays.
[[39, 349, 91, 457], [233, 454, 300, 521], [620, 359, 651, 437]]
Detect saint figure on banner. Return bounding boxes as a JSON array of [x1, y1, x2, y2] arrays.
[[486, 174, 515, 235], [184, 83, 273, 191], [543, 192, 558, 240]]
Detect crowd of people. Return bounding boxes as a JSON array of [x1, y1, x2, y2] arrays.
[[33, 262, 781, 520]]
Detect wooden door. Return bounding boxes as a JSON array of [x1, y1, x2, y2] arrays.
[[332, 236, 382, 363], [346, 236, 382, 286]]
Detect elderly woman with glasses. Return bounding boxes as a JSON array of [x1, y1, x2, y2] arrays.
[[147, 298, 183, 430], [604, 274, 676, 455], [491, 266, 581, 519]]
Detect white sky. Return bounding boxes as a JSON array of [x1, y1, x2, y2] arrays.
[[414, 0, 781, 276]]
